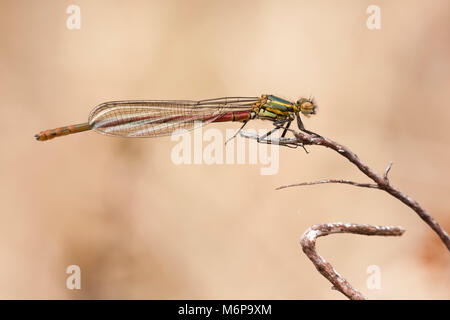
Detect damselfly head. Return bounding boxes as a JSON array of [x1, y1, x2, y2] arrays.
[[296, 98, 317, 117]]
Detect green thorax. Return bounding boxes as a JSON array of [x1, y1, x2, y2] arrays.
[[265, 95, 295, 111], [257, 95, 296, 120]]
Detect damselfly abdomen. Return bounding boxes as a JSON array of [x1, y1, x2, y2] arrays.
[[34, 95, 317, 141]]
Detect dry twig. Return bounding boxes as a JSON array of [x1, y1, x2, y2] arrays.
[[301, 223, 405, 300], [241, 130, 450, 251], [241, 129, 449, 299]]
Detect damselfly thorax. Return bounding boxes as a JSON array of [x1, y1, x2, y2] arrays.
[[35, 94, 317, 142]]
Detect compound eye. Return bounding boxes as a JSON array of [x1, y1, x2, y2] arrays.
[[302, 102, 313, 110]]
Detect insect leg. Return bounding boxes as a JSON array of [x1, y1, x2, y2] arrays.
[[296, 112, 321, 136], [225, 120, 249, 145], [257, 118, 290, 142], [281, 120, 292, 138]]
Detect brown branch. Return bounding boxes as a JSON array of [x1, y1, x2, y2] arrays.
[[301, 223, 405, 300], [241, 128, 448, 299], [276, 179, 378, 190], [242, 130, 449, 251]]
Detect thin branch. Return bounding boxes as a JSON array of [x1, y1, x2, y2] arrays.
[[301, 223, 405, 300], [240, 129, 449, 251], [276, 179, 378, 190], [384, 161, 393, 182]]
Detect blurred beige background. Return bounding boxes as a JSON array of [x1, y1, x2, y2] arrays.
[[1, 0, 449, 299]]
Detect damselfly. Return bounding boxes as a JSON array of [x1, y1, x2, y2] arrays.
[[34, 95, 317, 142]]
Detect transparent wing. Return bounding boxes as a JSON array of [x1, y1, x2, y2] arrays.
[[88, 97, 258, 138]]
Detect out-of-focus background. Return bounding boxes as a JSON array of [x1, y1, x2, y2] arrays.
[[1, 0, 449, 299]]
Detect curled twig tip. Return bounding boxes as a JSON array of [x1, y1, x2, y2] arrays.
[[301, 223, 405, 300]]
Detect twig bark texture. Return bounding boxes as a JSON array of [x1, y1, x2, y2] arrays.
[[301, 223, 405, 300], [241, 129, 449, 299]]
